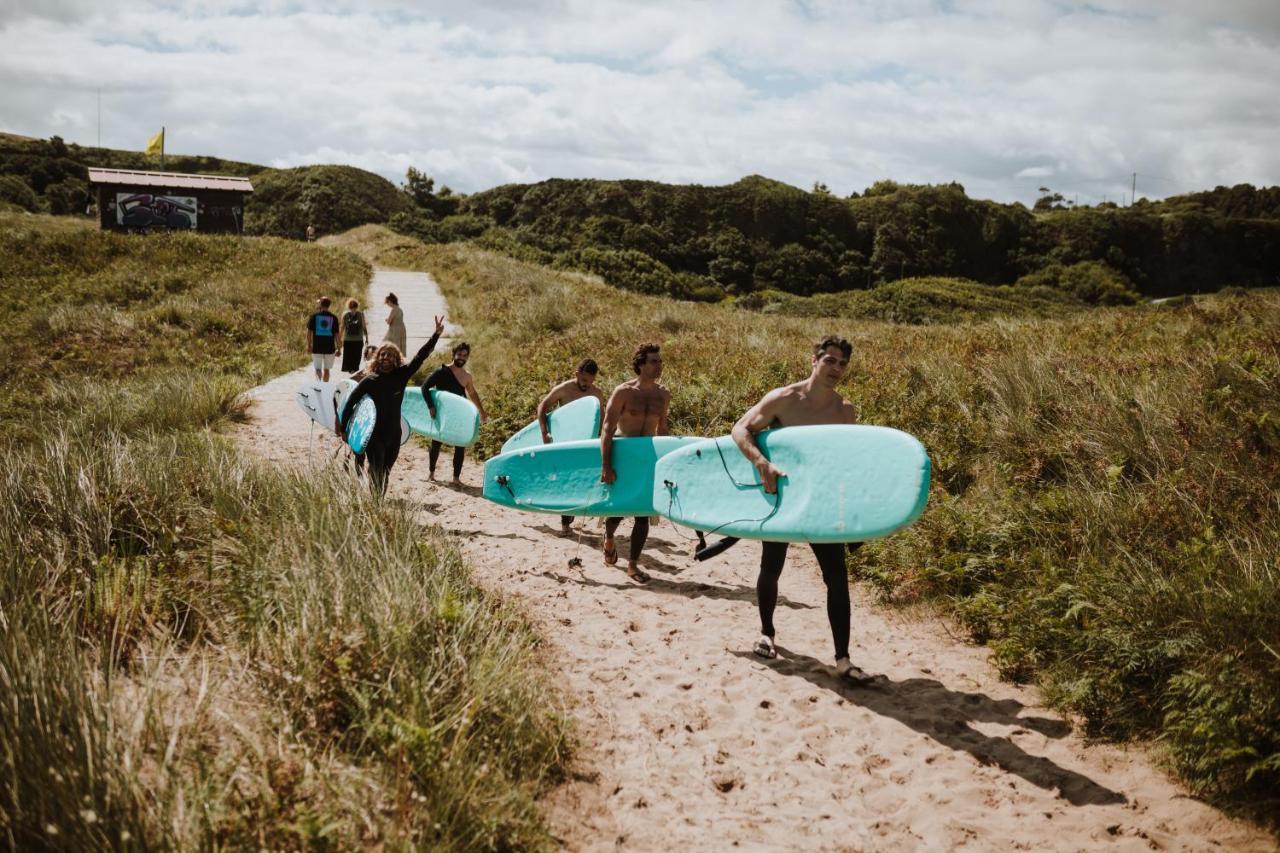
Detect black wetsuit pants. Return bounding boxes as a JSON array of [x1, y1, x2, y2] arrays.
[[428, 441, 465, 478], [365, 435, 401, 497], [605, 516, 650, 563], [758, 541, 861, 660]]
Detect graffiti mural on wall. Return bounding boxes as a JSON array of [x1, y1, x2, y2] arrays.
[[115, 193, 198, 230]]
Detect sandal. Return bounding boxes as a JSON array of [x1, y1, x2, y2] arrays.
[[625, 564, 650, 584], [836, 658, 874, 685], [603, 543, 618, 566], [753, 636, 777, 659]]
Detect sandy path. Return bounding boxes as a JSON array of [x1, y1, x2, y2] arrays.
[[233, 268, 1274, 851]]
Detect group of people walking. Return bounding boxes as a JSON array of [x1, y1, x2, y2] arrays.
[[305, 294, 487, 494], [308, 290, 868, 680], [305, 292, 405, 381], [534, 336, 870, 683]]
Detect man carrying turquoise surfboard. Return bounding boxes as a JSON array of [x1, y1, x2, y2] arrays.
[[600, 343, 669, 583], [537, 358, 604, 536], [730, 335, 872, 685], [422, 342, 488, 484]]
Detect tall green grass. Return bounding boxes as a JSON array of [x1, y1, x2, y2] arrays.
[[1, 215, 570, 849], [0, 211, 370, 433], [335, 225, 1279, 824]]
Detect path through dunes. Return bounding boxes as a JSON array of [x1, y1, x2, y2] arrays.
[[233, 267, 1273, 851]]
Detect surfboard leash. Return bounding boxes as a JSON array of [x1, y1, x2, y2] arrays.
[[657, 437, 784, 559]]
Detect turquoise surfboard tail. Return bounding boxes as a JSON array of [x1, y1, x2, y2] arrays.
[[484, 435, 704, 517], [403, 387, 481, 447]]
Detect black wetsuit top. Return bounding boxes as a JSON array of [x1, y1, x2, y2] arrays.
[[421, 363, 466, 414], [339, 331, 441, 442], [423, 363, 466, 396]]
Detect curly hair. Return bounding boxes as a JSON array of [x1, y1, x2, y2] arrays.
[[452, 341, 471, 356], [812, 335, 852, 359], [631, 342, 660, 374], [371, 343, 403, 374]]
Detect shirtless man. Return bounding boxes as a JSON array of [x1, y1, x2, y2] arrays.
[[423, 341, 488, 483], [537, 358, 605, 536], [600, 342, 669, 583], [731, 335, 871, 684]]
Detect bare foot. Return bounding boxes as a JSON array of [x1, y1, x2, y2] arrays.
[[559, 524, 573, 538], [624, 562, 650, 583], [428, 470, 436, 481], [451, 476, 462, 485], [603, 540, 618, 566]]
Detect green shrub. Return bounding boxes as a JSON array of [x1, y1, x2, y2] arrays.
[[246, 165, 412, 238], [0, 174, 38, 211], [1016, 261, 1140, 305], [554, 246, 682, 295]]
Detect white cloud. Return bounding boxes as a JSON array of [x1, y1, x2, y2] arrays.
[[1016, 166, 1056, 180], [0, 0, 1277, 204]]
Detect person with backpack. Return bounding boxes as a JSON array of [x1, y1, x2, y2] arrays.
[[337, 298, 368, 373]]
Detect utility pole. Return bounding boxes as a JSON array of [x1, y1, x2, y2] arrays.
[[1132, 172, 1137, 206], [97, 88, 101, 147]]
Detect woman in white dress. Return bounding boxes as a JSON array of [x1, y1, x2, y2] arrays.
[[382, 292, 407, 353]]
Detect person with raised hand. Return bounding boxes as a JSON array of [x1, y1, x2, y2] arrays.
[[340, 315, 445, 497]]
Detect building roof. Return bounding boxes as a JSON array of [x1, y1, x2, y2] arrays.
[[87, 168, 254, 193]]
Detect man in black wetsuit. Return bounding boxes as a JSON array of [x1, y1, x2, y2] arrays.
[[730, 335, 871, 685], [339, 316, 445, 496], [422, 341, 488, 484]]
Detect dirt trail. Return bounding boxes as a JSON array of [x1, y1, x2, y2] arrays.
[[233, 268, 1273, 851]]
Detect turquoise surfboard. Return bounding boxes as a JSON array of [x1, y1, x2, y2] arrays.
[[402, 387, 480, 447], [501, 395, 603, 454], [346, 397, 377, 454], [653, 425, 930, 543], [336, 379, 410, 446], [483, 436, 705, 517]]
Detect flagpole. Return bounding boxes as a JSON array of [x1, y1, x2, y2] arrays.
[[161, 126, 165, 170]]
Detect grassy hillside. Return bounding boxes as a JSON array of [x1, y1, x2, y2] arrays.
[[0, 214, 569, 849], [333, 224, 1279, 824], [0, 211, 367, 432], [6, 133, 1277, 306]]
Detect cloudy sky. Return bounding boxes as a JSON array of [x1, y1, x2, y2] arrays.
[[1, 0, 1277, 204]]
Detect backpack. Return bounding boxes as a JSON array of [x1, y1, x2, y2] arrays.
[[345, 311, 364, 337]]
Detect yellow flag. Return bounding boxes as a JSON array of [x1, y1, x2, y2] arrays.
[[145, 128, 164, 155]]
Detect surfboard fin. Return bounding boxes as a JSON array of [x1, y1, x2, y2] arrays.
[[694, 536, 740, 561]]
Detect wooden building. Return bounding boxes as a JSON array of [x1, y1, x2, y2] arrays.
[[87, 168, 254, 234]]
